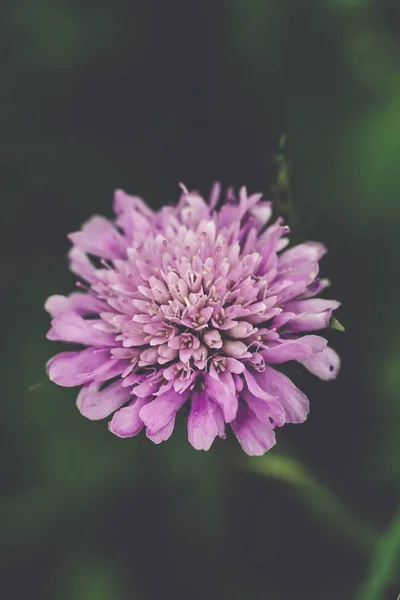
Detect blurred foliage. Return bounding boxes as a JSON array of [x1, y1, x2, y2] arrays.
[[246, 454, 377, 555], [356, 507, 400, 600], [1, 0, 400, 599]]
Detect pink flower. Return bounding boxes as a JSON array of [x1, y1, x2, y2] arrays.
[[45, 184, 341, 455]]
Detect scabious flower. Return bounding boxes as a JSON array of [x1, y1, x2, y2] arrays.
[[45, 184, 340, 455]]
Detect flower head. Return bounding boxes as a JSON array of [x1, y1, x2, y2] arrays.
[[45, 184, 340, 455]]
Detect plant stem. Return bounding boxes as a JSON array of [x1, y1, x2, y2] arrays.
[[244, 454, 378, 556], [356, 506, 400, 600]]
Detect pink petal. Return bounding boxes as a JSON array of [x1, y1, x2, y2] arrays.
[[231, 403, 276, 456], [226, 357, 245, 374], [68, 216, 126, 260], [148, 276, 170, 303], [222, 340, 251, 359], [45, 293, 106, 317], [242, 387, 286, 427], [298, 278, 331, 299], [275, 280, 315, 305], [188, 391, 220, 451], [279, 241, 327, 265], [139, 388, 189, 434], [179, 347, 193, 363], [280, 312, 333, 333], [77, 381, 131, 420], [261, 340, 314, 363], [108, 397, 151, 438], [146, 418, 175, 443], [47, 311, 115, 347], [205, 372, 238, 423], [131, 375, 161, 397], [213, 403, 226, 439], [300, 335, 328, 352], [250, 201, 273, 227], [208, 181, 221, 209], [300, 346, 341, 381], [113, 189, 153, 239], [68, 247, 98, 284], [168, 336, 183, 350], [284, 299, 341, 314], [243, 368, 276, 401], [46, 348, 110, 387], [254, 367, 309, 424]]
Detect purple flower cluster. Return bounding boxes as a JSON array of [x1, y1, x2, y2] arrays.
[[46, 184, 340, 455]]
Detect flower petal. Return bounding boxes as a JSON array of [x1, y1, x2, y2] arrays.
[[205, 372, 238, 423], [146, 418, 175, 443], [46, 348, 123, 387], [261, 340, 314, 363], [45, 293, 106, 317], [77, 381, 131, 420], [231, 402, 276, 456], [299, 335, 327, 352], [69, 216, 127, 260], [47, 349, 105, 387], [254, 367, 309, 424], [113, 189, 153, 239], [226, 357, 245, 374], [47, 311, 115, 347], [284, 299, 341, 314], [300, 346, 341, 381], [243, 368, 277, 401], [242, 387, 286, 427], [133, 375, 163, 397], [222, 340, 251, 359], [188, 391, 220, 451], [213, 403, 226, 439], [280, 311, 333, 333], [279, 241, 327, 265], [108, 397, 151, 438], [68, 247, 98, 283], [139, 387, 189, 434], [298, 277, 331, 299]]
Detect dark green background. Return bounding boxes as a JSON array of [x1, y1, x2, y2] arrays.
[[1, 0, 399, 598]]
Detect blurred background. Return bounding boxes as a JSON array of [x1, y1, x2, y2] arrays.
[[1, 0, 400, 598]]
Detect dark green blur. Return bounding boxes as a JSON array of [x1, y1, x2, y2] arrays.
[[1, 0, 399, 598]]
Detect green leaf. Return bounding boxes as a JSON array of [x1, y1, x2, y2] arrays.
[[330, 316, 345, 331]]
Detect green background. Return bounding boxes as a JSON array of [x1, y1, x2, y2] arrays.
[[1, 0, 399, 598]]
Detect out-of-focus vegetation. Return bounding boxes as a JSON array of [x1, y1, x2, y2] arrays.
[[1, 1, 399, 598]]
